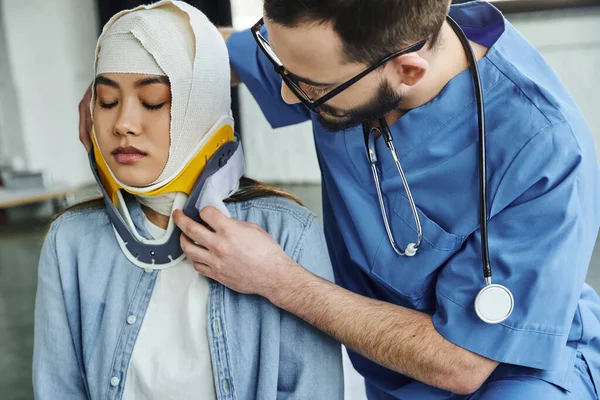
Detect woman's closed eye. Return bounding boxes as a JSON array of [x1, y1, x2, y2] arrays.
[[142, 101, 167, 111], [99, 99, 118, 109], [97, 99, 167, 111]]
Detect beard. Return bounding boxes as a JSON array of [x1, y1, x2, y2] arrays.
[[315, 81, 404, 132]]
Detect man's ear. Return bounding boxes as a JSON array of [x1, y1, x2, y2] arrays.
[[386, 53, 428, 87]]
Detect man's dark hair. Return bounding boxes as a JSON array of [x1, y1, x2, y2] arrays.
[[263, 0, 450, 65]]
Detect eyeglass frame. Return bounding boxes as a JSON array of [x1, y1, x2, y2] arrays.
[[250, 17, 427, 112]]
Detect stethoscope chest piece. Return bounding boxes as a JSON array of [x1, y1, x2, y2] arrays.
[[474, 284, 514, 324]]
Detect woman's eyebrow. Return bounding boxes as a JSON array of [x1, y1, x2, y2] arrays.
[[95, 75, 119, 88], [135, 76, 170, 88]]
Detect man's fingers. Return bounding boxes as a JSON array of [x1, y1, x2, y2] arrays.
[[85, 108, 93, 143], [78, 105, 88, 149], [79, 83, 93, 152], [180, 234, 215, 268], [173, 210, 217, 249], [200, 206, 230, 233], [192, 261, 214, 279]]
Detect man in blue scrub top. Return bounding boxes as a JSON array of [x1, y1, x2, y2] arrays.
[[78, 0, 600, 398]]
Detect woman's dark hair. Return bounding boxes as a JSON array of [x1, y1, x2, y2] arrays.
[[51, 177, 302, 223], [224, 177, 302, 205], [263, 0, 450, 65]]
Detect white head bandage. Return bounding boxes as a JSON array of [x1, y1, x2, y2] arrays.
[[93, 0, 232, 215], [96, 32, 165, 77]]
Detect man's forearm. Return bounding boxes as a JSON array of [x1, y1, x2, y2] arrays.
[[270, 263, 498, 395], [218, 27, 241, 86]]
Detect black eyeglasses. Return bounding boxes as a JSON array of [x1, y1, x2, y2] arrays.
[[251, 18, 427, 112]]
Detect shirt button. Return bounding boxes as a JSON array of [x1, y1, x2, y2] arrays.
[[144, 267, 153, 274], [110, 376, 120, 387], [127, 315, 137, 325], [213, 319, 221, 336], [222, 379, 230, 394]]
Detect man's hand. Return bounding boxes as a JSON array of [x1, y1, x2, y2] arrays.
[[173, 207, 296, 297], [173, 206, 497, 394], [78, 83, 93, 152]]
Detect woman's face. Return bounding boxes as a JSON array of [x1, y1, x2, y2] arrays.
[[93, 73, 171, 187]]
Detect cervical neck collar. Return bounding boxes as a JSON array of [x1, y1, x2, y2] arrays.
[[89, 117, 245, 270]]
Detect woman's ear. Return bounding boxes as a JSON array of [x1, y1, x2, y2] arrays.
[[386, 53, 429, 87]]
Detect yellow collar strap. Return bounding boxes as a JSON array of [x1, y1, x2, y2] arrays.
[[92, 124, 235, 205]]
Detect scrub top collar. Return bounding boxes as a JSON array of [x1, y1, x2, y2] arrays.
[[371, 2, 506, 162]]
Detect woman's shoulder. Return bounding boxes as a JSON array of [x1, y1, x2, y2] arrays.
[[227, 195, 316, 228], [40, 203, 116, 282], [47, 201, 112, 244], [226, 196, 322, 251]]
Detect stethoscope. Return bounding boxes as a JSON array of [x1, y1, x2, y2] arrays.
[[362, 16, 514, 325]]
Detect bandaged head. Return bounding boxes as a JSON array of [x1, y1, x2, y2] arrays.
[[89, 0, 244, 270], [92, 0, 232, 216]]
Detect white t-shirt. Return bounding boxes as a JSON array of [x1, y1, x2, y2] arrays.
[[123, 216, 216, 400]]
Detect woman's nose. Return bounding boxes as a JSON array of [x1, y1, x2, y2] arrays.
[[114, 103, 142, 136]]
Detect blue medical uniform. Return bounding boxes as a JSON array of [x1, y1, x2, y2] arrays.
[[228, 1, 600, 398]]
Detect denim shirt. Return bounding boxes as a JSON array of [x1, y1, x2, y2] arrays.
[[33, 196, 344, 400]]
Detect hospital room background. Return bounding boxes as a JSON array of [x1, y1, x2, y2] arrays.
[[0, 0, 599, 399]]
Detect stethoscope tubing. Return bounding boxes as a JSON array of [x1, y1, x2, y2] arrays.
[[446, 16, 493, 282], [361, 15, 514, 324], [362, 16, 496, 283], [366, 125, 422, 256]]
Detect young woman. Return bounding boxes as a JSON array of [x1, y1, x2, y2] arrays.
[[32, 2, 343, 399]]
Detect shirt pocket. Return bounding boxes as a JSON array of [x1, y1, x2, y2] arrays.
[[370, 193, 465, 303]]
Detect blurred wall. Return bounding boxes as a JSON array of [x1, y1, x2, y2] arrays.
[[231, 0, 321, 183], [0, 0, 97, 185], [509, 8, 600, 160], [239, 6, 600, 183], [0, 0, 25, 167]]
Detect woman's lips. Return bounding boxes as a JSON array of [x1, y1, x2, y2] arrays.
[[112, 146, 147, 165]]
